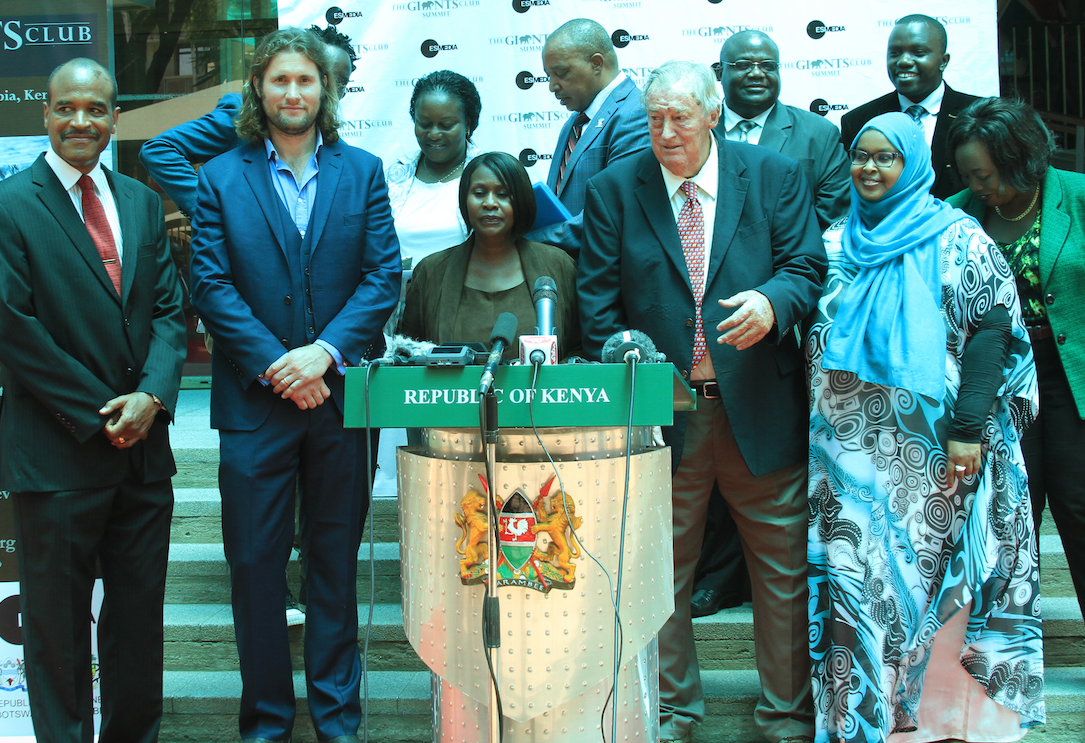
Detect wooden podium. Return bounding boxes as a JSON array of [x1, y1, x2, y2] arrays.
[[345, 363, 694, 743]]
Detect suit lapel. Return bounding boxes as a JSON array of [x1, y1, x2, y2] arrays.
[[705, 137, 747, 289], [1039, 168, 1069, 288], [633, 155, 692, 294], [242, 144, 290, 260], [107, 170, 139, 307], [305, 143, 343, 253], [31, 157, 121, 306], [756, 104, 790, 152], [559, 78, 633, 197]]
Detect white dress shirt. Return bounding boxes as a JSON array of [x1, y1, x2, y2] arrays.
[[897, 82, 945, 148], [45, 147, 123, 264]]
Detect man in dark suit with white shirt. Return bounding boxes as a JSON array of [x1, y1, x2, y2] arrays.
[[532, 18, 650, 258], [0, 58, 186, 743], [578, 60, 824, 743], [839, 14, 978, 200], [690, 29, 851, 620]]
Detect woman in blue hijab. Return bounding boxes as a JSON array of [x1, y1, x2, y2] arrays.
[[807, 112, 1043, 742]]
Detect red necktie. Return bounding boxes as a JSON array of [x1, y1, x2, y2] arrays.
[[558, 113, 589, 189], [78, 174, 121, 296], [678, 181, 707, 368]]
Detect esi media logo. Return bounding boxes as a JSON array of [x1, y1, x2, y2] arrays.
[[809, 99, 849, 117], [518, 148, 553, 167], [515, 70, 550, 90], [611, 29, 648, 48], [512, 0, 551, 11], [807, 20, 845, 39], [421, 38, 458, 58], [325, 6, 364, 24]]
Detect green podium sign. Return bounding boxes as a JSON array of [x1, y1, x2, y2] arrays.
[[344, 363, 695, 428]]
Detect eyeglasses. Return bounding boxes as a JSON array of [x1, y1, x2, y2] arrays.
[[711, 59, 780, 80], [848, 149, 904, 168]]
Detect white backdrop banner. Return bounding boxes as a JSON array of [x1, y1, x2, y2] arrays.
[[279, 0, 997, 180]]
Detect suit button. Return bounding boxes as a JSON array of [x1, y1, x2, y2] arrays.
[[305, 268, 310, 276], [681, 370, 689, 379], [123, 318, 130, 327], [284, 295, 292, 305], [125, 367, 133, 376], [1046, 293, 1055, 306], [306, 307, 313, 315], [305, 288, 311, 296], [308, 326, 315, 334], [280, 338, 289, 346], [685, 318, 694, 327], [1058, 333, 1067, 345]]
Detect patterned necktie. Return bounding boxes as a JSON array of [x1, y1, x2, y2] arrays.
[[558, 112, 590, 188], [905, 104, 927, 122], [735, 119, 756, 142], [78, 174, 121, 295], [678, 180, 707, 368]]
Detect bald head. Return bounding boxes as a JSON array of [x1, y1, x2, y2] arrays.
[[721, 31, 779, 65], [542, 18, 619, 113], [719, 31, 781, 119], [48, 58, 117, 109]]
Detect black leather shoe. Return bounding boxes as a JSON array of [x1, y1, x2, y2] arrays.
[[690, 588, 741, 617]]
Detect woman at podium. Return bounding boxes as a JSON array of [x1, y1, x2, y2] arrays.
[[398, 151, 579, 357]]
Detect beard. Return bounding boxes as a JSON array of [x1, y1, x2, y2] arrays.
[[265, 105, 319, 137]]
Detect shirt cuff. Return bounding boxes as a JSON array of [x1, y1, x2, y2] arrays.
[[314, 340, 346, 375], [257, 351, 289, 387]]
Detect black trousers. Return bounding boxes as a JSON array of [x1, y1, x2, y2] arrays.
[[13, 475, 173, 743], [1023, 336, 1085, 617]]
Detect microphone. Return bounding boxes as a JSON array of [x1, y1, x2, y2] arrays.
[[367, 334, 435, 366], [601, 329, 661, 364], [479, 312, 518, 395], [532, 276, 557, 336], [521, 277, 559, 366]]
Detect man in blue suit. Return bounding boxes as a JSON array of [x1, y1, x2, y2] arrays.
[[531, 18, 650, 259], [189, 28, 400, 743]]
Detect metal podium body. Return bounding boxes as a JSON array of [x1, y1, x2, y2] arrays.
[[345, 364, 695, 743]]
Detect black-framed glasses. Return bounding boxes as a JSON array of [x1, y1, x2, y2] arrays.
[[848, 149, 904, 168], [711, 59, 779, 80]]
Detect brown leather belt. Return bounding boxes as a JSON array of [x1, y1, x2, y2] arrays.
[[689, 380, 721, 399], [1026, 324, 1053, 342]]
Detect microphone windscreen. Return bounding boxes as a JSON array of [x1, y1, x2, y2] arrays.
[[383, 334, 435, 364], [601, 329, 659, 363], [532, 276, 558, 303], [490, 312, 519, 348]]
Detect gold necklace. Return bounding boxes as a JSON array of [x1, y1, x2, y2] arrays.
[[421, 153, 466, 184], [994, 187, 1040, 222]]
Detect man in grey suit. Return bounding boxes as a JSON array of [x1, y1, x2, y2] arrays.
[[690, 30, 851, 619], [0, 58, 186, 742], [531, 18, 650, 259], [578, 60, 824, 743]]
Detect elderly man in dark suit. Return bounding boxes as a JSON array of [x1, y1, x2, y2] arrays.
[[531, 18, 650, 258], [578, 59, 825, 743], [0, 58, 186, 742], [691, 29, 851, 619], [189, 28, 400, 743], [840, 14, 978, 200]]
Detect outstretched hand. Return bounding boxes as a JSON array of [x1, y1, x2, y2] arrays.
[[716, 291, 775, 350]]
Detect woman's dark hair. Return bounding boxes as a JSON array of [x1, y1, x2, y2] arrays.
[[947, 97, 1056, 192], [409, 70, 482, 141], [459, 152, 537, 240]]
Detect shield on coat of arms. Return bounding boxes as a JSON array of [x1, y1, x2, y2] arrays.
[[498, 489, 536, 572]]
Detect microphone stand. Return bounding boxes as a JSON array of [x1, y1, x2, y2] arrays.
[[480, 385, 501, 743]]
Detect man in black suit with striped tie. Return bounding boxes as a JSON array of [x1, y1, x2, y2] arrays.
[[0, 58, 186, 743]]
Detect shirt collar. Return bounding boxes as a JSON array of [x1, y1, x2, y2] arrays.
[[660, 133, 718, 202], [264, 130, 324, 166], [45, 146, 109, 194], [722, 102, 774, 135], [898, 81, 945, 116], [584, 72, 628, 121]]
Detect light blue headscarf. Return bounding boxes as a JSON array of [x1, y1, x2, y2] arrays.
[[821, 112, 970, 399]]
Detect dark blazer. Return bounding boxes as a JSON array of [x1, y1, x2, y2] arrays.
[[398, 236, 580, 358], [948, 167, 1085, 417], [189, 137, 401, 432], [839, 84, 978, 200], [0, 154, 187, 492], [758, 103, 851, 230], [140, 93, 242, 218], [533, 77, 651, 256], [578, 136, 826, 475]]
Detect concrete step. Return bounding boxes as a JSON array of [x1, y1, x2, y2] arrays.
[[171, 489, 401, 544], [165, 542, 402, 605], [159, 667, 1085, 743]]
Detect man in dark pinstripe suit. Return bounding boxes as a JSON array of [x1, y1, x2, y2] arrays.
[[0, 58, 186, 743]]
